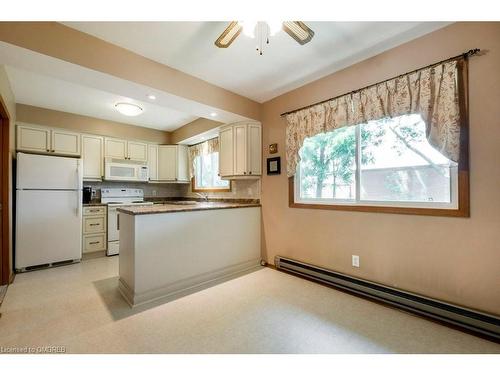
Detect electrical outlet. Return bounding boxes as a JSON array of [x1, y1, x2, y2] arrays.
[[352, 255, 360, 268]]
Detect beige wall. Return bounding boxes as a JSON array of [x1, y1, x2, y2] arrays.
[[261, 22, 500, 315], [170, 118, 222, 144], [16, 104, 170, 144], [0, 65, 16, 281], [0, 22, 261, 122]]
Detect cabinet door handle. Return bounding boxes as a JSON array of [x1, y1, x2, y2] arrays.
[[89, 223, 100, 226], [243, 171, 247, 175], [46, 149, 50, 152], [249, 171, 252, 175], [117, 214, 120, 230], [89, 241, 100, 245]]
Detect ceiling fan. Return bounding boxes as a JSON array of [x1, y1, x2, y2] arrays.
[[215, 21, 315, 55]]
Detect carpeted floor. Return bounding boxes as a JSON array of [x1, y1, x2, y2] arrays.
[[0, 256, 498, 353]]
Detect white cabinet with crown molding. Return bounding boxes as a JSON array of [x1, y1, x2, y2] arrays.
[[219, 121, 261, 179]]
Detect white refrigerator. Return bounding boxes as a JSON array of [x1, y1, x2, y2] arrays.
[[16, 152, 83, 271]]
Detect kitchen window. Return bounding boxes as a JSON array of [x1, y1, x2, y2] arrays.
[[293, 114, 463, 214], [192, 152, 231, 192]]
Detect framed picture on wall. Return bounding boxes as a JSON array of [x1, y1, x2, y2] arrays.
[[267, 157, 281, 175]]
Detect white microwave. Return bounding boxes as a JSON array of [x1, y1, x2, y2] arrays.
[[104, 158, 149, 182]]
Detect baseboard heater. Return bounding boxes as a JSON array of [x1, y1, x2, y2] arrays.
[[275, 256, 500, 340]]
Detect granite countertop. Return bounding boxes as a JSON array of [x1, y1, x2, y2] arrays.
[[117, 201, 261, 216]]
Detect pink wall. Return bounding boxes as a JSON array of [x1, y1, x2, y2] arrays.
[[261, 22, 500, 315]]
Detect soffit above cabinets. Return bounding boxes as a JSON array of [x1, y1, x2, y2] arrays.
[[63, 21, 451, 103], [0, 41, 251, 131], [6, 66, 198, 131]]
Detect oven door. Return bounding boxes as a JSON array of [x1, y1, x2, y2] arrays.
[[107, 205, 120, 242]]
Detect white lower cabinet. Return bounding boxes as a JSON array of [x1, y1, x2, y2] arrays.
[[82, 205, 107, 254], [82, 135, 104, 180]]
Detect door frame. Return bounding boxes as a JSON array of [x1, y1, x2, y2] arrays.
[[0, 95, 11, 285]]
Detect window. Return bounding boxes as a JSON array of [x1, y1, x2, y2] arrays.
[[192, 152, 231, 192], [294, 114, 461, 212]]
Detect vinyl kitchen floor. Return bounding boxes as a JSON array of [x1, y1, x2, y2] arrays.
[[0, 256, 498, 354]]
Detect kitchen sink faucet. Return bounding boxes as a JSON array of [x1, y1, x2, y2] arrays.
[[195, 192, 209, 202]]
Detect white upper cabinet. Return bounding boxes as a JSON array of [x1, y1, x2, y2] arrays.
[[51, 129, 81, 156], [219, 127, 234, 177], [233, 124, 247, 176], [157, 145, 189, 182], [148, 144, 159, 181], [104, 138, 127, 159], [17, 124, 81, 157], [247, 123, 262, 176], [218, 121, 261, 179], [127, 141, 148, 162], [17, 124, 51, 153], [16, 123, 195, 184], [157, 146, 177, 181], [104, 138, 148, 161], [82, 135, 104, 180]]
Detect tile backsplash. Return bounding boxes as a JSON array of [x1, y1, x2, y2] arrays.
[[84, 179, 261, 200], [84, 181, 185, 199], [182, 179, 261, 200]]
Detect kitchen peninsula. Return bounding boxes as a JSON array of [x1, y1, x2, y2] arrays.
[[117, 201, 262, 306]]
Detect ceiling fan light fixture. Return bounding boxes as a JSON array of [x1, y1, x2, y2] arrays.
[[282, 21, 315, 45], [115, 102, 143, 117], [268, 20, 283, 36], [215, 21, 243, 48], [240, 21, 257, 38]]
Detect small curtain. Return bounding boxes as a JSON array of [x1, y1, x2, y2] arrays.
[[285, 60, 462, 177], [188, 137, 220, 178]]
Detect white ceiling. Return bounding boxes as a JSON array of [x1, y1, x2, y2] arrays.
[[0, 41, 249, 131], [5, 66, 198, 131], [63, 22, 450, 102]]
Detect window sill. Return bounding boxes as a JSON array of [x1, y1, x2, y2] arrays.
[[288, 176, 470, 218], [191, 177, 232, 193]]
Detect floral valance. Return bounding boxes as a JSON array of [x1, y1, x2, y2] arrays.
[[285, 60, 463, 177], [188, 137, 220, 178]]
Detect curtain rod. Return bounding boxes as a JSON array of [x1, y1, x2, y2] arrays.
[[280, 48, 481, 118]]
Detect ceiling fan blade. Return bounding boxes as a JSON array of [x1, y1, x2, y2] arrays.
[[215, 21, 242, 48], [282, 21, 315, 45]]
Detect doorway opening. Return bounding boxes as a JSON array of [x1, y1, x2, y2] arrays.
[[0, 96, 11, 286]]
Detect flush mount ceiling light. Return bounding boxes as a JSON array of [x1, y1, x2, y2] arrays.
[[147, 94, 156, 100], [115, 102, 143, 117], [215, 21, 314, 55], [210, 112, 218, 117]]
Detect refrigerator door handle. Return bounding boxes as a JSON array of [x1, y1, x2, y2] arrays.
[[76, 160, 83, 190], [76, 190, 80, 216]]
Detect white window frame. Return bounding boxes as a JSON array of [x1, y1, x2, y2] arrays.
[[193, 152, 231, 192], [294, 123, 459, 210]]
